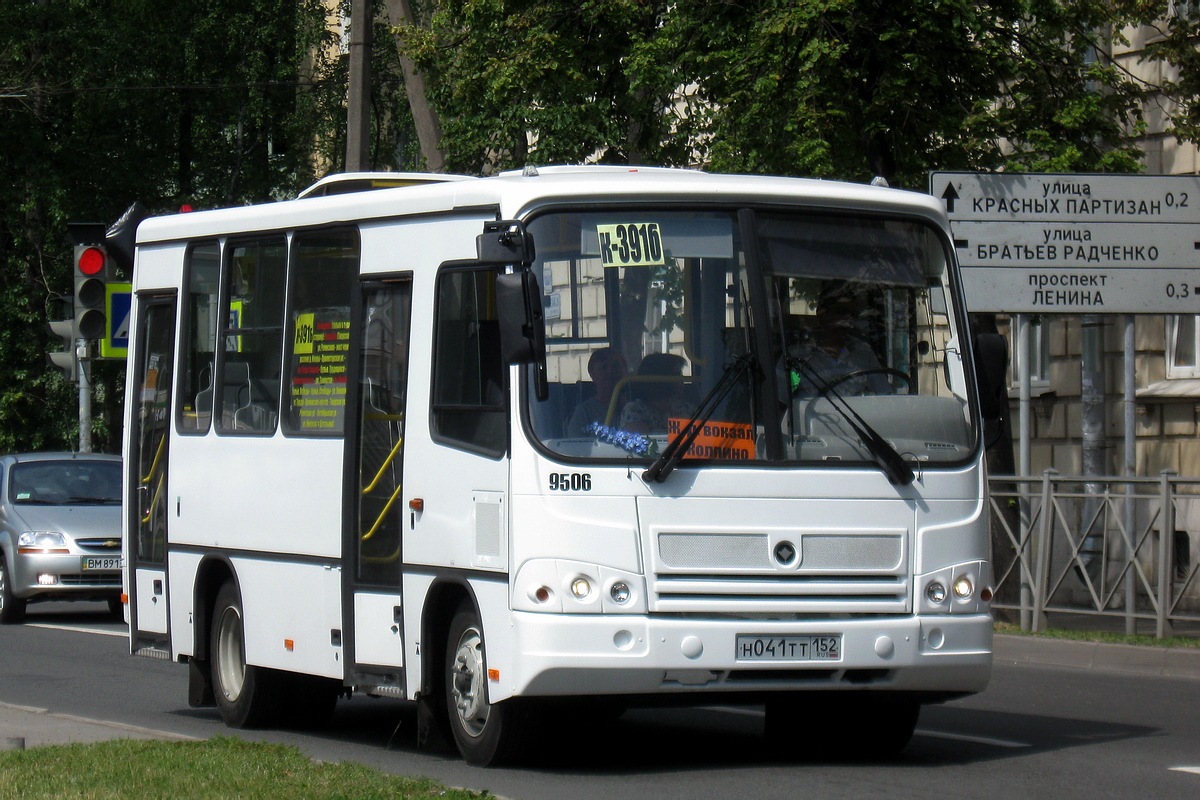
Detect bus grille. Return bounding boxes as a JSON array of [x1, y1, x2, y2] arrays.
[[650, 530, 911, 614]]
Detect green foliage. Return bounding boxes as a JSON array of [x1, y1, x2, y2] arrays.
[[397, 0, 1164, 186], [0, 736, 492, 799], [0, 0, 341, 453]]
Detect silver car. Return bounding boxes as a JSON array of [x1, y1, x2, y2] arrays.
[[0, 452, 122, 623]]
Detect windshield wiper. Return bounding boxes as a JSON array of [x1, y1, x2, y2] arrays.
[[643, 352, 755, 483], [787, 356, 915, 486]]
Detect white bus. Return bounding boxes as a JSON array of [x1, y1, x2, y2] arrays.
[[123, 166, 1002, 765]]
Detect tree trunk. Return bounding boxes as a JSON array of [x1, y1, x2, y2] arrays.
[[383, 0, 446, 172]]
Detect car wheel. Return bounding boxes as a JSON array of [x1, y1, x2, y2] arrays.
[[0, 556, 27, 624], [209, 581, 284, 728], [107, 596, 124, 619], [444, 602, 531, 766]]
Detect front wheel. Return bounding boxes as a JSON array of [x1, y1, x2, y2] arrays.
[[0, 556, 26, 624], [209, 581, 283, 728], [444, 602, 531, 766]]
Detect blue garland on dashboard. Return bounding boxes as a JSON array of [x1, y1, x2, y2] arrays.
[[585, 422, 657, 457]]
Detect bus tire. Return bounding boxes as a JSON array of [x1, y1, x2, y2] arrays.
[[444, 602, 530, 766], [210, 581, 283, 728]]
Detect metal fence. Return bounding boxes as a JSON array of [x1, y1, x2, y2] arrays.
[[987, 470, 1200, 639]]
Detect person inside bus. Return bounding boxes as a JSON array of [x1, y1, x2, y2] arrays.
[[568, 346, 629, 436], [789, 295, 889, 396], [617, 352, 691, 434]]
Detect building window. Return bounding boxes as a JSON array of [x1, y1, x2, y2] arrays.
[[1167, 315, 1200, 379]]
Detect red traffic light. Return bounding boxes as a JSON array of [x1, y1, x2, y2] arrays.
[[77, 246, 106, 276]]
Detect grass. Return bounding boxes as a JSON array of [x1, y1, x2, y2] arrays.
[[0, 736, 491, 800], [994, 620, 1200, 649]]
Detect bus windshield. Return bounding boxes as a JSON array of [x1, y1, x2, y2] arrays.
[[525, 208, 975, 469]]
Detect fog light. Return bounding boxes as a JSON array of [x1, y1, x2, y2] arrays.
[[609, 581, 631, 604], [953, 576, 974, 599], [571, 577, 592, 599], [533, 586, 552, 603], [37, 574, 58, 586], [925, 581, 947, 604]]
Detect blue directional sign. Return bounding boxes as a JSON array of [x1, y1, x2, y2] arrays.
[[101, 283, 132, 359]]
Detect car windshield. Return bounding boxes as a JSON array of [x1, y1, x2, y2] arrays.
[[9, 460, 121, 505], [524, 208, 976, 470]]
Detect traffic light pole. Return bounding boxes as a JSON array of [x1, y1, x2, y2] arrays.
[[76, 338, 91, 453]]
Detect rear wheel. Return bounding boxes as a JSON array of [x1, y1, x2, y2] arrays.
[[444, 602, 531, 766], [0, 556, 26, 624], [209, 581, 284, 728]]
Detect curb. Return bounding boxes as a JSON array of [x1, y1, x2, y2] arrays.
[[994, 633, 1200, 680], [0, 701, 197, 750]]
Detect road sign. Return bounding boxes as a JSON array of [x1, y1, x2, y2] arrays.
[[929, 172, 1200, 313], [100, 283, 131, 359]]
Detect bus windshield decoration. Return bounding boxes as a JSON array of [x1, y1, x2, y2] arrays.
[[122, 166, 994, 768]]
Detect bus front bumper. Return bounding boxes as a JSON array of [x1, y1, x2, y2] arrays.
[[498, 611, 992, 702]]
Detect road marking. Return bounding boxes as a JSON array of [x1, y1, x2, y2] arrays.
[[915, 729, 1032, 749], [27, 623, 127, 639], [1170, 766, 1200, 775], [701, 707, 1033, 750]]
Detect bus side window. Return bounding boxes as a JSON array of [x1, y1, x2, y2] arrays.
[[178, 241, 220, 434], [217, 237, 286, 436], [431, 267, 507, 457]]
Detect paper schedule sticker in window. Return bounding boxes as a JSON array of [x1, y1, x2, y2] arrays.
[[596, 223, 666, 268], [666, 418, 755, 460]]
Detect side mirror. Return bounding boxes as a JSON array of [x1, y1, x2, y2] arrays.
[[972, 332, 1008, 422], [496, 269, 548, 400], [477, 220, 534, 265], [106, 202, 151, 276]]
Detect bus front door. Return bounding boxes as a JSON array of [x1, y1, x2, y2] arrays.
[[347, 279, 412, 683]]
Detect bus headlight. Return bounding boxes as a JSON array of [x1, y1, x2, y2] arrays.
[[512, 560, 646, 614], [918, 561, 990, 614], [609, 581, 631, 605], [925, 581, 947, 605]]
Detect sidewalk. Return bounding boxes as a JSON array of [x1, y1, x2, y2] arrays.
[[993, 633, 1200, 680], [0, 700, 197, 751]]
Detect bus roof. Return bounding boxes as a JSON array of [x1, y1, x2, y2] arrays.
[[135, 167, 950, 246]]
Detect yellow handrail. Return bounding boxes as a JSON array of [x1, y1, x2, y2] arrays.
[[361, 435, 404, 495], [360, 481, 404, 542], [140, 434, 166, 486]]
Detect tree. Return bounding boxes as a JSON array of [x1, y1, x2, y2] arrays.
[[391, 1, 1160, 185], [1137, 2, 1200, 147], [0, 0, 337, 453]]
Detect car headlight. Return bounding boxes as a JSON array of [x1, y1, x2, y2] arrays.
[[18, 531, 68, 549]]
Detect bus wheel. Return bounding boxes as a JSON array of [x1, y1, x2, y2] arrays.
[[210, 581, 282, 728], [444, 602, 529, 766]]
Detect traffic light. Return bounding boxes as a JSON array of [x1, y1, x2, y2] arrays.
[[74, 243, 111, 340], [47, 294, 78, 381]]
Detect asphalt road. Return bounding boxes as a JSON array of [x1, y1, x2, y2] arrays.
[[3, 602, 1199, 799]]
